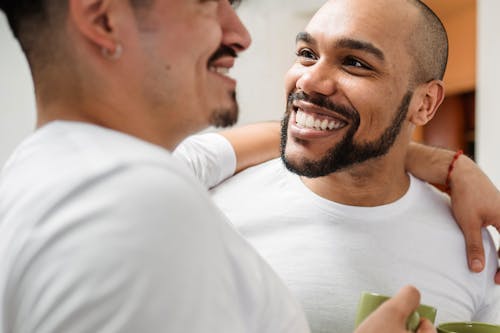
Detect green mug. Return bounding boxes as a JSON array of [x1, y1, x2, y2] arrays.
[[354, 292, 437, 332], [437, 322, 500, 333]]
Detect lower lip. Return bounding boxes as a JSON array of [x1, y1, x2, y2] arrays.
[[209, 70, 237, 89], [289, 111, 347, 140]]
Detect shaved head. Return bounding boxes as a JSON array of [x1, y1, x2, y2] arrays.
[[407, 0, 449, 84]]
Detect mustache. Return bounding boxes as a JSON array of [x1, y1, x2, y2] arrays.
[[288, 91, 359, 122], [208, 45, 237, 64]]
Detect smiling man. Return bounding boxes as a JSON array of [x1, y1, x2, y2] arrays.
[[176, 0, 500, 332]]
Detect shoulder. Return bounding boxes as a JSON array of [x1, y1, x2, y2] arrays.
[[220, 158, 284, 185], [1, 164, 242, 331], [1, 124, 309, 332], [174, 133, 237, 189], [407, 175, 452, 216], [410, 175, 450, 203], [210, 158, 286, 200]]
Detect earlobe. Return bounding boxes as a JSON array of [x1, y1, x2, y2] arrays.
[[409, 80, 445, 126], [68, 0, 119, 54]]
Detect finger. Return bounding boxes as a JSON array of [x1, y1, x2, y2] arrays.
[[463, 227, 485, 273], [417, 319, 437, 333], [379, 285, 421, 323]]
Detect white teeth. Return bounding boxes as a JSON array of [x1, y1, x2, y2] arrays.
[[306, 115, 315, 128], [296, 111, 305, 124], [314, 119, 321, 129], [209, 66, 230, 75], [321, 119, 328, 130], [295, 109, 346, 131]]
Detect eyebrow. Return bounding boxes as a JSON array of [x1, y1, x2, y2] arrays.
[[295, 32, 385, 62], [296, 31, 316, 45]]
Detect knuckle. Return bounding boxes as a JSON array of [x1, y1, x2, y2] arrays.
[[467, 243, 484, 255]]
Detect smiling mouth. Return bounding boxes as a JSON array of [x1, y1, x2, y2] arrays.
[[207, 45, 237, 79], [293, 108, 348, 131]]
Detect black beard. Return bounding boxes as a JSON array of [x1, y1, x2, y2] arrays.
[[209, 90, 239, 128], [280, 90, 413, 178]]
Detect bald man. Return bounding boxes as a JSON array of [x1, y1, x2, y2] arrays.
[[177, 0, 500, 332]]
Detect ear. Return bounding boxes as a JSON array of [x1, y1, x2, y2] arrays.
[[409, 80, 445, 126], [68, 0, 121, 53]]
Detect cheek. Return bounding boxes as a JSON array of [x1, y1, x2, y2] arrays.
[[337, 81, 385, 135]]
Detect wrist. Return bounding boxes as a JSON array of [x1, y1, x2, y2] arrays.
[[448, 153, 474, 191]]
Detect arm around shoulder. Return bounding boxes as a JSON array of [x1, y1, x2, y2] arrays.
[[174, 122, 281, 188], [406, 142, 500, 279]]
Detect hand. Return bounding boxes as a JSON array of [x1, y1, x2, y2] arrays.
[[449, 154, 500, 283], [353, 286, 436, 333]]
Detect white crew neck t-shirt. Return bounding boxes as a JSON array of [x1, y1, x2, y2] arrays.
[[176, 133, 500, 333], [0, 122, 310, 333]]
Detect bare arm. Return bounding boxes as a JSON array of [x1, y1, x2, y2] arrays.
[[407, 142, 500, 282], [219, 121, 281, 173]]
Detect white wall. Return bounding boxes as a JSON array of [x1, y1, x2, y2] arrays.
[[477, 0, 500, 188], [0, 13, 36, 167], [231, 0, 321, 125]]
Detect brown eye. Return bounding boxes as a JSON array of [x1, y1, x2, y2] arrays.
[[343, 56, 371, 70], [296, 48, 317, 61]]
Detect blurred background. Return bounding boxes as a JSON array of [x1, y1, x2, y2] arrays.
[[0, 0, 499, 188]]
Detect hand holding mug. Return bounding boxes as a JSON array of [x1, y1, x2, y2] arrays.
[[353, 286, 436, 333]]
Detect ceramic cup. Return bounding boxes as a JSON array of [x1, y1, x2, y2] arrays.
[[437, 322, 500, 333], [354, 292, 437, 332]]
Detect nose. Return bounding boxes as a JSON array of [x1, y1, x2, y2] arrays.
[[296, 61, 338, 97], [218, 1, 252, 53]]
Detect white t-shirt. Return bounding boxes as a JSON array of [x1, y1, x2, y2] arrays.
[[0, 122, 310, 333], [176, 133, 500, 333]]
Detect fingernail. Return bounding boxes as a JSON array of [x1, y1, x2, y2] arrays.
[[472, 259, 483, 272]]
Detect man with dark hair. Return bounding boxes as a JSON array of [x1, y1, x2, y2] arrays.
[[174, 0, 500, 332], [0, 0, 447, 332], [0, 1, 314, 332]]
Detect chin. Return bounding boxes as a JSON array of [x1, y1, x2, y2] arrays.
[[209, 106, 238, 128]]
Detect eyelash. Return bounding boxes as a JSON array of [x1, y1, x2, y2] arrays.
[[296, 48, 373, 71], [296, 48, 317, 61], [343, 56, 372, 70]]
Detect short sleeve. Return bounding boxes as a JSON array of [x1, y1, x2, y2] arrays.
[[174, 133, 237, 189]]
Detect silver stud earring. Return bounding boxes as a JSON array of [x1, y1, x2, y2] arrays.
[[101, 43, 123, 60]]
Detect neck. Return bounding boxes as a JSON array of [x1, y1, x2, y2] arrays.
[[34, 74, 189, 152], [300, 146, 410, 206]]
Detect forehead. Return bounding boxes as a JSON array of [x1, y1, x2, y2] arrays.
[[305, 0, 418, 60]]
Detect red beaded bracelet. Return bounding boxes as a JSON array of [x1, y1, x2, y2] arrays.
[[445, 150, 464, 192]]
